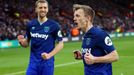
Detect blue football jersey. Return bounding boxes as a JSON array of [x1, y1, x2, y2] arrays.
[[26, 19, 62, 63], [82, 26, 115, 75]]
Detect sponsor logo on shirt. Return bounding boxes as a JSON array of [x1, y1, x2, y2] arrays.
[[32, 27, 35, 30], [81, 48, 91, 53], [30, 32, 49, 40]]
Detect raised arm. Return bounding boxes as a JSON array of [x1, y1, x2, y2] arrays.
[[17, 35, 30, 48]]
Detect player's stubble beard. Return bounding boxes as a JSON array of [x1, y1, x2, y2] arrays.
[[77, 19, 88, 32], [38, 11, 48, 23]]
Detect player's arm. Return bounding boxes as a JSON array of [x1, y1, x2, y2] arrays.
[[41, 23, 64, 60], [84, 34, 119, 64], [17, 35, 30, 48], [84, 50, 119, 64], [49, 41, 64, 57], [94, 50, 119, 63], [41, 41, 64, 59]]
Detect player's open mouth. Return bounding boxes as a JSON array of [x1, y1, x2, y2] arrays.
[[73, 23, 79, 29], [74, 20, 78, 25], [73, 22, 78, 26], [74, 22, 78, 25]]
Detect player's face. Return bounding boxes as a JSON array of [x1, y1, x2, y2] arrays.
[[36, 2, 48, 18], [74, 9, 88, 29]]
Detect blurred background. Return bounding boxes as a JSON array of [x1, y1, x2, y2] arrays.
[[0, 0, 134, 40], [0, 0, 134, 75]]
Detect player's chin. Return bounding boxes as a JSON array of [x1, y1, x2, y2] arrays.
[[75, 26, 80, 30], [40, 13, 47, 17], [76, 24, 81, 29]]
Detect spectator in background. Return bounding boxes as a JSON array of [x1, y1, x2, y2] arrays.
[[0, 0, 134, 40]]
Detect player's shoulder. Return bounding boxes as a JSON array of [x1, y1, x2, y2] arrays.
[[47, 19, 60, 29], [90, 26, 108, 38], [48, 19, 59, 25], [27, 19, 37, 27]]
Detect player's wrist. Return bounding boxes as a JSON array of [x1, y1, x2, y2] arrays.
[[49, 53, 53, 58], [92, 56, 98, 64]]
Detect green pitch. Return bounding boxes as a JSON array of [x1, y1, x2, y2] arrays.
[[0, 36, 134, 75]]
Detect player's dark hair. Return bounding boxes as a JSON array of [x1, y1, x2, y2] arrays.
[[35, 0, 48, 7], [73, 4, 95, 23]]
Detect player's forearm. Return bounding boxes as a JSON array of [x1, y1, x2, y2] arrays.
[[19, 39, 29, 48], [94, 50, 119, 63], [49, 41, 64, 57]]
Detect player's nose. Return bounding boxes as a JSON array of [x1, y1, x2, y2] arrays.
[[40, 7, 45, 11], [73, 17, 77, 22]]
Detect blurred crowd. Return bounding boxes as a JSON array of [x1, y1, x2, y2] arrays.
[[0, 0, 134, 40]]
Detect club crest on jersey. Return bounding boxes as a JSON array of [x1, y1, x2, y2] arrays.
[[104, 36, 113, 46], [86, 38, 91, 45], [32, 27, 35, 30], [44, 27, 50, 32]]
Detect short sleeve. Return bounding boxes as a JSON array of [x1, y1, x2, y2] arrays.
[[98, 34, 115, 54], [53, 23, 63, 42], [25, 22, 31, 39]]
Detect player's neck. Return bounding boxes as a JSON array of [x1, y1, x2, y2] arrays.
[[38, 16, 48, 24], [85, 22, 93, 32]]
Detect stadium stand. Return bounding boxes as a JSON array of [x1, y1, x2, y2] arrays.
[[0, 0, 134, 40]]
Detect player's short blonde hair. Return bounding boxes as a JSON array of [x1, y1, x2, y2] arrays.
[[35, 0, 48, 7], [73, 4, 95, 22]]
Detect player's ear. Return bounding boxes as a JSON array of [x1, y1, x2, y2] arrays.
[[87, 16, 91, 22], [35, 7, 38, 13]]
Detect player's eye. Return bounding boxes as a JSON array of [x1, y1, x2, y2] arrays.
[[43, 7, 47, 9], [75, 14, 80, 18], [39, 7, 42, 9]]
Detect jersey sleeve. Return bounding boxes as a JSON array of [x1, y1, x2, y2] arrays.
[[98, 33, 115, 54], [53, 23, 63, 42], [25, 22, 31, 39]]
